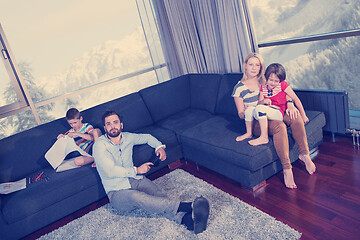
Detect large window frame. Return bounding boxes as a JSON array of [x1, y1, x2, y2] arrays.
[[0, 23, 167, 131], [0, 24, 40, 123], [243, 1, 360, 117]]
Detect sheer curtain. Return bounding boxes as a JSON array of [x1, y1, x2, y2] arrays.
[[143, 0, 257, 78]]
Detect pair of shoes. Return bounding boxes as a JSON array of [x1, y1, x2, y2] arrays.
[[192, 196, 210, 234]]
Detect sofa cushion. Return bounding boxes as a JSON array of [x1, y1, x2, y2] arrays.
[[156, 109, 213, 134], [189, 74, 222, 113], [215, 73, 243, 116], [140, 75, 190, 122], [81, 92, 154, 132], [1, 166, 103, 224], [179, 115, 278, 172]]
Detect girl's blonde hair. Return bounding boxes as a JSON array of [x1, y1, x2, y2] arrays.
[[241, 52, 265, 85]]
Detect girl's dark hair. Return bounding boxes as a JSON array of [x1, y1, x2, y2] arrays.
[[66, 108, 80, 120], [102, 110, 122, 126], [264, 63, 286, 82]]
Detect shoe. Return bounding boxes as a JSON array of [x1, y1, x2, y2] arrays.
[[192, 196, 210, 234]]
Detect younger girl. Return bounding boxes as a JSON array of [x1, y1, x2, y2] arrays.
[[232, 52, 265, 141], [251, 63, 316, 188]]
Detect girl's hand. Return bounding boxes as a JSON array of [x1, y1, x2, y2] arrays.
[[301, 114, 309, 124], [263, 98, 271, 105], [286, 106, 299, 120]]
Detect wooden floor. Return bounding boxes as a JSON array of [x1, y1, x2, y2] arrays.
[[24, 134, 360, 240]]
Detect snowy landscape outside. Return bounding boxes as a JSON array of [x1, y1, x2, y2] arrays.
[[0, 0, 359, 139]]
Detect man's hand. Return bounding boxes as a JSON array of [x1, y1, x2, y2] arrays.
[[156, 147, 166, 161], [136, 162, 154, 174]]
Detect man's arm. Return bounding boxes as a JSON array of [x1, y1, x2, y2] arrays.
[[131, 133, 167, 161], [93, 140, 137, 179]]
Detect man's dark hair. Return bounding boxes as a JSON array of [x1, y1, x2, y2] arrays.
[[66, 108, 81, 120], [102, 111, 122, 126], [264, 63, 286, 82]]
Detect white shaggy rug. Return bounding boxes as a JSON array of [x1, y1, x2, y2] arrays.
[[38, 169, 301, 240]]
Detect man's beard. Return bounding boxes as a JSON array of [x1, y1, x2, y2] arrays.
[[107, 128, 121, 137]]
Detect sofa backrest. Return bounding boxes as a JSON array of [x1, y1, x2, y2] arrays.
[[189, 74, 222, 114], [139, 75, 191, 122], [0, 118, 69, 182], [215, 73, 244, 116], [82, 92, 154, 132]]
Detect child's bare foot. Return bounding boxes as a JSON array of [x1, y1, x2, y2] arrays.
[[248, 137, 269, 146], [299, 154, 316, 175], [283, 168, 297, 189], [236, 133, 252, 142], [91, 162, 96, 168]]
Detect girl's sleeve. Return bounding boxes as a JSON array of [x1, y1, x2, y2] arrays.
[[281, 81, 290, 91]]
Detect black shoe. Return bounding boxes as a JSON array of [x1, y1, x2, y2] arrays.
[[192, 196, 210, 234]]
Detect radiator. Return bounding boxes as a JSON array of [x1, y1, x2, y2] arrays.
[[294, 89, 350, 138]]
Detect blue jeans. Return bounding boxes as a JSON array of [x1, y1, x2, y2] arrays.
[[107, 177, 185, 224]]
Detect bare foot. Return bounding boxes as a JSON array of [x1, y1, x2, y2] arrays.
[[248, 137, 269, 146], [91, 162, 96, 168], [236, 133, 252, 142], [299, 154, 316, 175], [283, 168, 297, 189]]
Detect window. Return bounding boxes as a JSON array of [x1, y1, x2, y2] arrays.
[[0, 1, 168, 139], [249, 0, 360, 117], [0, 26, 33, 118]]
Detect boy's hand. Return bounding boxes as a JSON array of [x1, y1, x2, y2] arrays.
[[67, 132, 78, 138], [57, 134, 65, 139], [156, 147, 167, 161]]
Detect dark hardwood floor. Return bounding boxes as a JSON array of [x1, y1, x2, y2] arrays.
[[24, 134, 360, 240]]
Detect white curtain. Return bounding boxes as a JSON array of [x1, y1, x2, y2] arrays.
[[144, 0, 257, 78]]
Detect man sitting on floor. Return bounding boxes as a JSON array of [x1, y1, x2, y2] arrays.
[[93, 110, 210, 234]]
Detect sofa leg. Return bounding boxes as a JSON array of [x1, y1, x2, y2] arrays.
[[167, 159, 185, 170], [195, 162, 200, 171], [246, 180, 267, 192]]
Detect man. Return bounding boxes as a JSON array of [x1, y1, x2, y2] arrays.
[[93, 111, 210, 234]]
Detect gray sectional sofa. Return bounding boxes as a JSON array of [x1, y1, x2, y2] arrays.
[[0, 73, 326, 239]]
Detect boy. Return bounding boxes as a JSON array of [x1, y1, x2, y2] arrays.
[[45, 108, 101, 171]]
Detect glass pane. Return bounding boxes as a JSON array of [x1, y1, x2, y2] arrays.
[[0, 60, 19, 106], [249, 0, 359, 42], [258, 36, 360, 111], [0, 0, 154, 102], [39, 70, 158, 123], [0, 110, 37, 140]]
